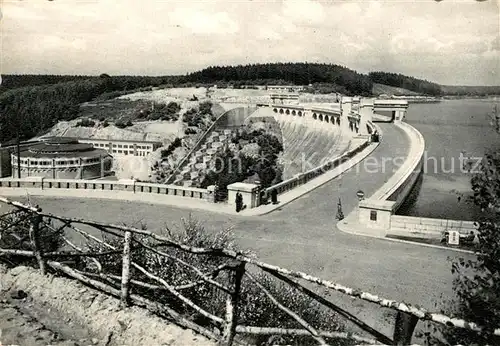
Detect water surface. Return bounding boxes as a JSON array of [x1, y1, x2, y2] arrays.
[[401, 98, 499, 220]]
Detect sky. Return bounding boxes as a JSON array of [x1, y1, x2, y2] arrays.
[[1, 0, 499, 85]]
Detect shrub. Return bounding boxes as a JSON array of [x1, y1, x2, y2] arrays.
[[0, 210, 65, 268], [184, 128, 197, 135], [115, 119, 133, 128], [199, 101, 212, 115], [102, 120, 109, 127], [160, 137, 182, 158], [75, 118, 96, 127]]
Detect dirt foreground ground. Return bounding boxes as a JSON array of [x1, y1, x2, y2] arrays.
[[0, 265, 215, 346]]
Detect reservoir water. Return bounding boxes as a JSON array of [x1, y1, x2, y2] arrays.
[[400, 98, 500, 220]]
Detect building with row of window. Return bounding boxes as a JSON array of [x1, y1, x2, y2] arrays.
[[78, 138, 162, 157], [9, 137, 112, 179]]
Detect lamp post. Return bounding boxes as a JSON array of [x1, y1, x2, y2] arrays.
[[356, 190, 365, 223]]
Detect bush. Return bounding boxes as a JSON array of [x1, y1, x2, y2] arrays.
[[115, 119, 133, 129], [160, 137, 182, 158], [102, 120, 109, 127], [423, 150, 500, 346], [144, 102, 181, 122], [75, 118, 96, 127], [0, 210, 65, 268], [77, 216, 349, 345], [199, 101, 212, 115], [184, 128, 197, 135]]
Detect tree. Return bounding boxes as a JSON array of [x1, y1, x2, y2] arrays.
[[428, 150, 500, 345]]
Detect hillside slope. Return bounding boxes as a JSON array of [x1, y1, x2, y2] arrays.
[[372, 83, 420, 96]]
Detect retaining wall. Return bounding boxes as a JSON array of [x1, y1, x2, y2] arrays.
[[388, 215, 477, 239]]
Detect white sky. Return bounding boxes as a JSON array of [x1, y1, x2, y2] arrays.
[[1, 0, 499, 85]]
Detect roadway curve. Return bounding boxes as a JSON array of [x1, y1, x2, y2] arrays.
[[17, 123, 472, 339]]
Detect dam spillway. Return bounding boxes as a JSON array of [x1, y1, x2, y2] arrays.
[[243, 106, 355, 180]]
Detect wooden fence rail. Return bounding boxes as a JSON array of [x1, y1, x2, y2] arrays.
[[0, 195, 498, 346]]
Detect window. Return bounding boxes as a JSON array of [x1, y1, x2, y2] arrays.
[[370, 210, 377, 221], [118, 144, 122, 148]]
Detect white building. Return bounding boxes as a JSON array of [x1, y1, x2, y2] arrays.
[[78, 138, 162, 157]]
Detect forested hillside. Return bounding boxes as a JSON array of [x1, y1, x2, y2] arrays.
[[0, 75, 181, 143], [0, 75, 92, 91], [0, 74, 182, 94], [186, 63, 373, 96], [2, 63, 497, 144], [368, 71, 442, 96]]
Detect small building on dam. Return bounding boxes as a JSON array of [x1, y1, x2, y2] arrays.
[[4, 137, 112, 180]]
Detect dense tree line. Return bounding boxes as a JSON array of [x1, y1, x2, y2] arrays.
[[368, 71, 442, 96], [186, 63, 373, 96], [0, 74, 183, 94], [440, 85, 500, 96]]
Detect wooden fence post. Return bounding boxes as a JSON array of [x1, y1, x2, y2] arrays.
[[393, 311, 419, 345], [29, 211, 45, 275], [120, 231, 133, 307], [220, 261, 245, 346]]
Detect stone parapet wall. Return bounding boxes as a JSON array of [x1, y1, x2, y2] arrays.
[[0, 177, 208, 201], [358, 121, 426, 232], [370, 121, 425, 204]]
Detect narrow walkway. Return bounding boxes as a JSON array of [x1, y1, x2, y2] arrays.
[[5, 123, 471, 339]]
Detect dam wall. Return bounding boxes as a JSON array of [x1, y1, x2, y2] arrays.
[[354, 103, 479, 243], [358, 120, 426, 233]]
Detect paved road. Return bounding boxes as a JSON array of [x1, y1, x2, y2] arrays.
[[17, 123, 472, 339]]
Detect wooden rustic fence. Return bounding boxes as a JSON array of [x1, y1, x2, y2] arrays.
[[0, 195, 498, 346]]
